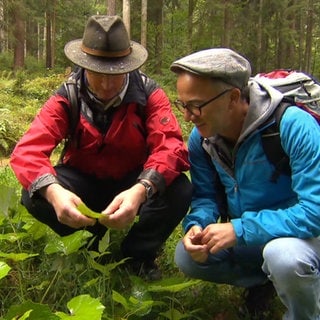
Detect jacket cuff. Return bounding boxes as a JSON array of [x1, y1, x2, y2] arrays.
[[29, 173, 59, 198], [137, 168, 166, 194], [230, 218, 245, 246]]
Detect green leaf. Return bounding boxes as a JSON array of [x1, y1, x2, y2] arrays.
[[0, 261, 11, 280], [147, 277, 201, 293], [159, 308, 191, 320], [129, 279, 154, 316], [0, 252, 38, 262], [14, 309, 33, 320], [55, 294, 105, 320], [0, 184, 18, 222], [112, 290, 129, 310], [89, 258, 125, 277], [0, 232, 28, 243], [98, 229, 110, 253], [5, 301, 59, 320], [77, 203, 101, 219], [44, 230, 92, 255], [23, 220, 49, 240]]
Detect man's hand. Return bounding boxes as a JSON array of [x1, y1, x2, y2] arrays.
[[200, 222, 236, 254], [41, 183, 96, 229], [98, 183, 146, 230], [182, 225, 208, 263]]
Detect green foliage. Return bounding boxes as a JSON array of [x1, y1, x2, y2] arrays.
[[0, 119, 17, 157], [13, 72, 64, 100], [0, 162, 255, 319], [0, 52, 13, 72], [0, 262, 11, 280], [0, 167, 213, 319], [0, 73, 65, 157], [55, 295, 105, 319]]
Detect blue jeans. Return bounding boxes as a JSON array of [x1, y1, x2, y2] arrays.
[[175, 237, 320, 320]]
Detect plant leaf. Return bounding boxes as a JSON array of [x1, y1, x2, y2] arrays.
[[159, 308, 191, 320], [77, 203, 101, 219], [112, 290, 129, 310], [56, 295, 105, 320], [0, 261, 11, 280], [147, 277, 201, 293], [0, 184, 18, 220], [0, 252, 38, 262], [98, 229, 110, 253], [5, 300, 59, 320], [44, 230, 92, 255]]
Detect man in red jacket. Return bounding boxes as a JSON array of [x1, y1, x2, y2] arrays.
[[10, 15, 192, 280]]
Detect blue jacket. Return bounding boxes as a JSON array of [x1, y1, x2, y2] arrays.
[[183, 80, 320, 246]]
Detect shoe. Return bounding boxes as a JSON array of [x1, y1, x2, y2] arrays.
[[239, 281, 276, 319], [125, 259, 162, 281]]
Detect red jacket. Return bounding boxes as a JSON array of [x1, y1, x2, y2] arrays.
[[10, 70, 189, 195]]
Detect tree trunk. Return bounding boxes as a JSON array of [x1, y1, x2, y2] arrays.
[[304, 0, 314, 72], [123, 0, 130, 37], [256, 0, 263, 71], [107, 0, 116, 15], [51, 2, 56, 68], [45, 10, 52, 69], [12, 1, 25, 70], [150, 0, 163, 74], [187, 0, 195, 52], [141, 0, 147, 48], [0, 1, 5, 52], [222, 0, 231, 48]]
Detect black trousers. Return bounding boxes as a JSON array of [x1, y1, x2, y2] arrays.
[[21, 165, 193, 261]]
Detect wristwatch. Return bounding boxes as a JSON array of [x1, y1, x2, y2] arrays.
[[138, 180, 154, 200]]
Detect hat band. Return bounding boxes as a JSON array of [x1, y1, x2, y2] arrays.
[[81, 44, 131, 58]]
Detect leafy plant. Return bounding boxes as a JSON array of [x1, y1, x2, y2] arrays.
[[0, 168, 210, 319], [0, 119, 18, 157]]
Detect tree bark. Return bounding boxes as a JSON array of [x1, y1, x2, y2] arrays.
[[187, 0, 195, 52], [222, 0, 231, 48], [123, 0, 130, 37], [107, 0, 116, 15], [149, 0, 163, 74], [304, 0, 314, 72], [45, 10, 52, 69], [12, 0, 25, 70], [141, 0, 147, 48]]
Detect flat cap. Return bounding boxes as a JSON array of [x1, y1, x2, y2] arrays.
[[170, 48, 251, 89]]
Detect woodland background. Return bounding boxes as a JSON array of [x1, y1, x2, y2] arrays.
[[1, 0, 320, 78]]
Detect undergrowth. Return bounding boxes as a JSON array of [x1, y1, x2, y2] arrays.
[[0, 165, 244, 319]]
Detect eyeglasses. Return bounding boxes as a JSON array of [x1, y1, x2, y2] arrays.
[[174, 88, 232, 116]]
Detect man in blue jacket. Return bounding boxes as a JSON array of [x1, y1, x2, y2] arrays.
[[171, 48, 320, 320]]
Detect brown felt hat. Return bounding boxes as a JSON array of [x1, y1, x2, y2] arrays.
[[64, 15, 148, 74]]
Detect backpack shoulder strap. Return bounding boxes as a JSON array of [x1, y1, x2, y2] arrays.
[[58, 76, 80, 163], [64, 78, 80, 138], [134, 71, 159, 122], [139, 71, 159, 97], [261, 102, 291, 182]]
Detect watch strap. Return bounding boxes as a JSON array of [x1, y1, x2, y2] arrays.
[[138, 180, 154, 199]]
